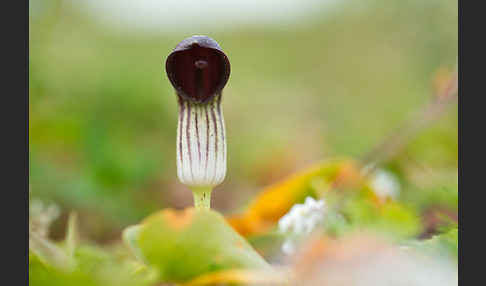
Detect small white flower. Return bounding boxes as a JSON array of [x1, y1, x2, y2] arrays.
[[282, 240, 296, 255], [371, 169, 400, 200], [278, 196, 326, 255], [278, 213, 294, 233]]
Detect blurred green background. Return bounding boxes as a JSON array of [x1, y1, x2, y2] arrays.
[[29, 0, 457, 242]]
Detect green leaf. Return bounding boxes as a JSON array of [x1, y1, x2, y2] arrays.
[[126, 208, 270, 282], [342, 195, 422, 238]]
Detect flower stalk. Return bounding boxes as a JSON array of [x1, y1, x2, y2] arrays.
[[191, 186, 213, 209], [166, 35, 231, 209]]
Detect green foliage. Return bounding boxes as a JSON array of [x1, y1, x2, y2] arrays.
[[126, 208, 270, 283], [408, 227, 458, 261], [342, 195, 422, 238], [29, 0, 457, 228], [29, 245, 157, 286], [30, 251, 99, 286], [29, 0, 457, 284]]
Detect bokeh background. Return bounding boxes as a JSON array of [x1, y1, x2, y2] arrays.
[[29, 0, 457, 242]]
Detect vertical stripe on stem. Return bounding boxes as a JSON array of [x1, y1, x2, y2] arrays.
[[176, 94, 226, 187]]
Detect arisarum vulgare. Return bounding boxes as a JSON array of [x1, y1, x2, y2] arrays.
[[165, 35, 230, 209]]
